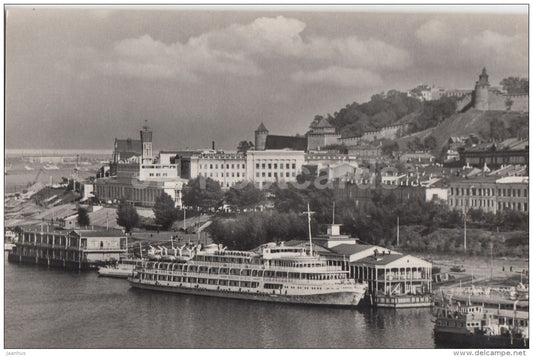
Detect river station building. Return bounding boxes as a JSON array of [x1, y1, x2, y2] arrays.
[[284, 223, 433, 308], [8, 225, 127, 270]]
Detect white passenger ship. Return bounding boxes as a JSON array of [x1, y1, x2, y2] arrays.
[[128, 242, 366, 307]]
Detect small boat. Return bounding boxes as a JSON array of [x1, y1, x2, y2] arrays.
[[98, 257, 139, 279], [433, 286, 529, 348]]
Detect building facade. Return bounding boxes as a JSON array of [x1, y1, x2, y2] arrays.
[[8, 225, 127, 270], [447, 176, 528, 214], [245, 149, 306, 188], [459, 146, 529, 169]]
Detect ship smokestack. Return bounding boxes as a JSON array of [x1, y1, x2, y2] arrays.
[[212, 141, 215, 151]]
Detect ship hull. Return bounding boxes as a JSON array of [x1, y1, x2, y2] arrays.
[[434, 329, 529, 349], [129, 280, 364, 307]]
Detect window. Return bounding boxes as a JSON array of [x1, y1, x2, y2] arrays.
[[256, 163, 260, 169], [292, 163, 296, 169], [268, 163, 272, 169], [274, 163, 277, 169], [262, 164, 265, 169], [210, 164, 213, 169], [231, 164, 234, 169]]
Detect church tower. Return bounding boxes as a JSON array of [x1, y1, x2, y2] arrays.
[[140, 122, 153, 164], [254, 122, 269, 151], [474, 67, 490, 111]]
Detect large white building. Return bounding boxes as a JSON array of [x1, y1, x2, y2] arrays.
[[245, 149, 306, 188], [194, 151, 247, 189]]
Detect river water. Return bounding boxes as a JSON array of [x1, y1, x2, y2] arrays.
[[4, 258, 436, 349]]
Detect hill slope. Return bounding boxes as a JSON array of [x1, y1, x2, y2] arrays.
[[397, 109, 529, 153]]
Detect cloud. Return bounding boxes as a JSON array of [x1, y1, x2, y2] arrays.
[[414, 19, 527, 75], [103, 34, 262, 81], [291, 66, 383, 87], [92, 16, 409, 82], [415, 19, 452, 44], [458, 30, 528, 71]]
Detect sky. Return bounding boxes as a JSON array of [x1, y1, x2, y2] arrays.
[[5, 5, 529, 151]]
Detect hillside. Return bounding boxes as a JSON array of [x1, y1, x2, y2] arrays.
[[314, 91, 457, 138], [396, 109, 529, 154]]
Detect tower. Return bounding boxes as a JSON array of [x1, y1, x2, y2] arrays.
[[140, 122, 153, 164], [474, 67, 490, 111], [254, 122, 268, 151]]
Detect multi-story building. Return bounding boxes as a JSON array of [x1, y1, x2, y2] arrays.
[[245, 149, 305, 188], [447, 176, 528, 214], [192, 151, 247, 189]]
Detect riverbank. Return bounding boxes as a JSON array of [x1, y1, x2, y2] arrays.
[[428, 253, 528, 287]]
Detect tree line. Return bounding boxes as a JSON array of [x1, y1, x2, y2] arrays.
[[110, 177, 528, 259]]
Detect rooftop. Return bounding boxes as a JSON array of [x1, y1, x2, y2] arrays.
[[256, 122, 268, 132], [311, 117, 334, 129], [265, 135, 307, 151], [328, 244, 377, 256], [496, 176, 529, 184], [354, 253, 405, 266]]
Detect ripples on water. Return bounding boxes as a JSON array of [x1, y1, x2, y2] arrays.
[[5, 261, 435, 349]]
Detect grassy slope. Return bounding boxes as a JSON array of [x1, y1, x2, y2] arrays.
[[396, 109, 529, 153]]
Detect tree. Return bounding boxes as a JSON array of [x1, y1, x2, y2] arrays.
[[237, 140, 254, 153], [500, 77, 528, 94], [381, 140, 399, 157], [225, 182, 265, 211], [116, 200, 139, 233], [182, 177, 224, 211], [77, 207, 90, 227], [423, 135, 438, 150], [153, 192, 178, 230]]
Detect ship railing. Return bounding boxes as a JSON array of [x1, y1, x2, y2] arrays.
[[151, 260, 346, 272], [136, 269, 352, 285]]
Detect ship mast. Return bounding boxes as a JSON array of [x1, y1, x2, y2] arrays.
[[302, 203, 315, 256]]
